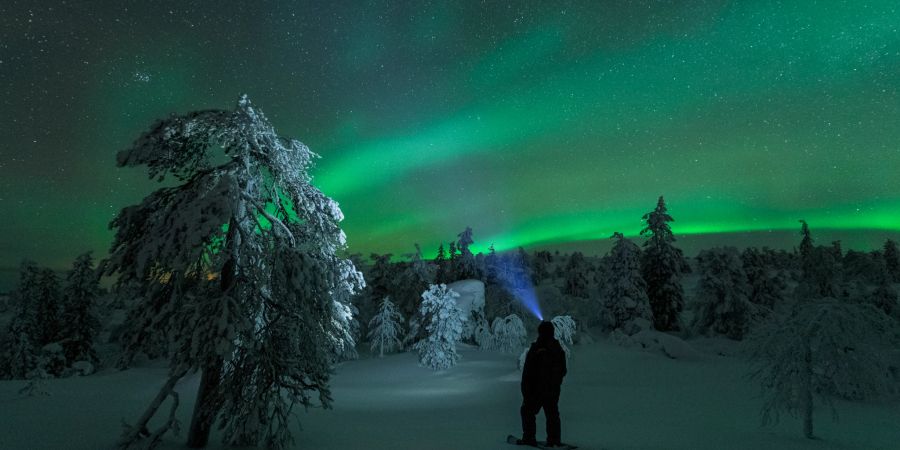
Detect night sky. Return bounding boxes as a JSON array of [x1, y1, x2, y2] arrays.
[[1, 1, 899, 289]]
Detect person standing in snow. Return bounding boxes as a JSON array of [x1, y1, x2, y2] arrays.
[[517, 320, 567, 447]]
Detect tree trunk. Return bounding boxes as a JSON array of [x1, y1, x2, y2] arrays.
[[802, 339, 814, 439], [186, 358, 224, 448], [187, 216, 238, 448]]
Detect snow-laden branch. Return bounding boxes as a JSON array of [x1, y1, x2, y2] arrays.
[[243, 193, 296, 247]]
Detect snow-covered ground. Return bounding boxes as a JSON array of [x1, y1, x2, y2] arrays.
[[1, 340, 898, 450]]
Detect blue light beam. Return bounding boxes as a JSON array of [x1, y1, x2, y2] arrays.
[[494, 252, 543, 320]]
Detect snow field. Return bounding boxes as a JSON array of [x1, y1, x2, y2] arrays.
[[2, 340, 899, 449]]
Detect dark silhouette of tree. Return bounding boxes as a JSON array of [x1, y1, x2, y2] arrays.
[[742, 247, 786, 310], [692, 247, 754, 340], [884, 239, 900, 282], [563, 252, 589, 298], [640, 196, 689, 331], [60, 252, 101, 365], [599, 233, 651, 330], [434, 243, 447, 284], [455, 227, 477, 279]]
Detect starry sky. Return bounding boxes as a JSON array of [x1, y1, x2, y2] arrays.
[[1, 1, 899, 289]]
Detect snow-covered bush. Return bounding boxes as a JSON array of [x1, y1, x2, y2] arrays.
[[35, 343, 67, 378], [69, 360, 95, 376], [367, 297, 404, 357], [746, 300, 900, 439], [486, 314, 526, 354], [415, 284, 463, 370]]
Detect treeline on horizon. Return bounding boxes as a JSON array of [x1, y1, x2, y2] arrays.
[[350, 195, 900, 333]]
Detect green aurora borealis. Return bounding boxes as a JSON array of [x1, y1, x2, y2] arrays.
[[1, 1, 899, 288]]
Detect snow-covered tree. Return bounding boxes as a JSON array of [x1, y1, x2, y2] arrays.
[[551, 315, 577, 358], [103, 96, 364, 449], [328, 265, 365, 363], [641, 196, 689, 331], [486, 314, 526, 354], [692, 247, 755, 340], [59, 252, 101, 365], [1, 320, 37, 380], [415, 284, 463, 370], [746, 300, 900, 439], [869, 263, 899, 320], [455, 227, 477, 279], [1, 262, 45, 379], [599, 233, 652, 330], [563, 252, 589, 298], [742, 247, 786, 310], [367, 297, 404, 357]]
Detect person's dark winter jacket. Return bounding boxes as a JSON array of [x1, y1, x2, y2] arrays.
[[519, 320, 567, 446], [521, 323, 567, 397]]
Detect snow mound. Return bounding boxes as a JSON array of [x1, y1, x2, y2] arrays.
[[446, 280, 485, 315], [69, 361, 95, 376], [612, 328, 704, 361], [447, 279, 486, 341]]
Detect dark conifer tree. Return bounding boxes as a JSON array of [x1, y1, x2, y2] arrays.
[[455, 227, 477, 280], [794, 222, 840, 300], [363, 253, 395, 328], [870, 261, 899, 319], [0, 262, 41, 379], [394, 245, 434, 319], [368, 254, 394, 299], [883, 239, 900, 283], [640, 196, 689, 331], [830, 240, 843, 260], [531, 251, 552, 284], [798, 219, 814, 263], [516, 247, 533, 288], [447, 241, 458, 282], [563, 252, 589, 298], [60, 252, 101, 364], [843, 249, 882, 284], [599, 233, 651, 330], [34, 268, 62, 346], [484, 244, 498, 284], [434, 243, 447, 284]]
